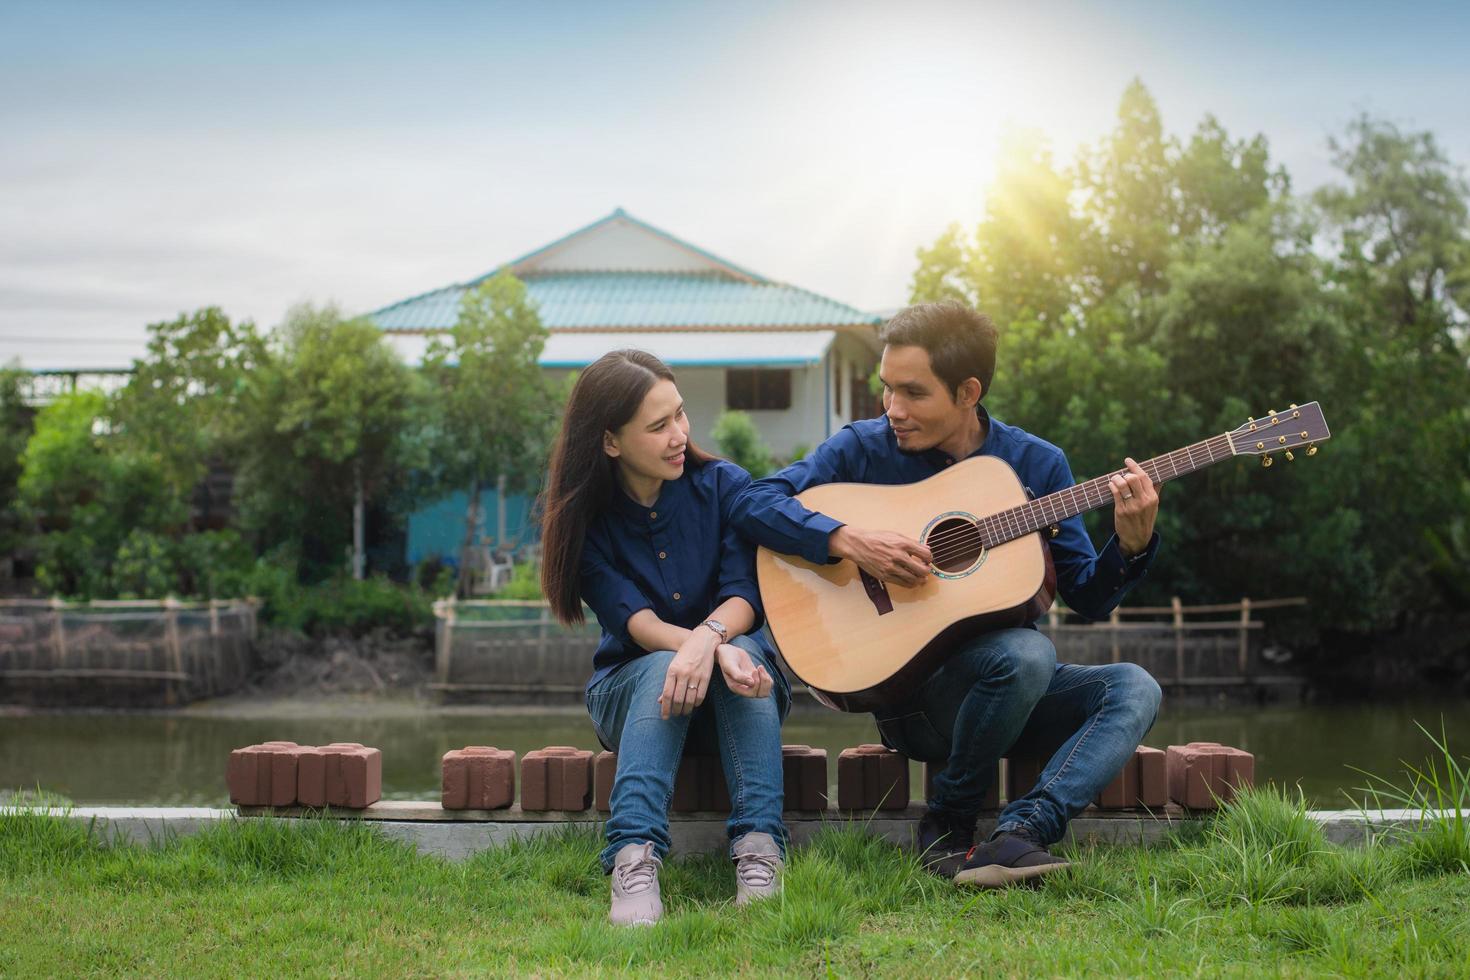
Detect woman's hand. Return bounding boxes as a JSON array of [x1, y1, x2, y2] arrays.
[[658, 628, 719, 719], [717, 642, 774, 699]]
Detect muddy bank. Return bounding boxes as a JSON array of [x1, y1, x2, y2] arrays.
[[246, 628, 435, 699]]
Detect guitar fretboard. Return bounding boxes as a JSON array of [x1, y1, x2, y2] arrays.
[[976, 433, 1235, 547]]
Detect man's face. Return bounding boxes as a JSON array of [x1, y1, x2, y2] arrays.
[[879, 344, 976, 453]]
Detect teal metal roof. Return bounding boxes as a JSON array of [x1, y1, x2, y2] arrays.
[[372, 271, 880, 331]]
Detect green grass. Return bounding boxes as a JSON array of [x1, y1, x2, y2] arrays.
[[4, 787, 1470, 977]]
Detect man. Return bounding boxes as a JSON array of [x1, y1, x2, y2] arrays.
[[730, 301, 1163, 888]]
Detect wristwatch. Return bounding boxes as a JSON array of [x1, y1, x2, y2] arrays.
[[700, 619, 728, 642]]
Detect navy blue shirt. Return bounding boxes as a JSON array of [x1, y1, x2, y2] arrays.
[[580, 458, 765, 689], [729, 409, 1159, 623]]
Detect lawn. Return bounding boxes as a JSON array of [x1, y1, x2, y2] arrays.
[[2, 787, 1469, 977]]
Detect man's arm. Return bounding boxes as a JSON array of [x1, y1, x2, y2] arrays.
[[729, 426, 932, 587], [1047, 455, 1161, 621]]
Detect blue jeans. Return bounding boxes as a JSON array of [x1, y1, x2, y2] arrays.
[[585, 633, 791, 872], [874, 628, 1162, 845]]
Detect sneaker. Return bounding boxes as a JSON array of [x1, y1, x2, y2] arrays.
[[610, 842, 663, 926], [916, 809, 975, 879], [953, 829, 1069, 888], [732, 832, 782, 906]]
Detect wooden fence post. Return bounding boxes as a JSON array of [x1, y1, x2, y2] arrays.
[[50, 596, 67, 669], [163, 596, 183, 705], [1172, 596, 1185, 684], [435, 597, 457, 686], [1109, 608, 1121, 664], [1238, 597, 1252, 675]]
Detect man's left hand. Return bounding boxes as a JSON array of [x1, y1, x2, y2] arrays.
[[1108, 457, 1160, 558]]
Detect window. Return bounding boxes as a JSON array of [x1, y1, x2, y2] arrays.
[[850, 375, 882, 420], [726, 368, 792, 411]]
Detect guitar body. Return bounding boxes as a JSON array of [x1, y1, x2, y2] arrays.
[[756, 456, 1057, 712]]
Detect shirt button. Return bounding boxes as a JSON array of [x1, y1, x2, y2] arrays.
[[659, 551, 667, 559], [649, 511, 657, 519], [673, 592, 681, 600]]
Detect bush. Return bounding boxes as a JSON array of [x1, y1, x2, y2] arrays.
[[493, 561, 544, 600], [250, 572, 434, 638], [711, 410, 773, 478]]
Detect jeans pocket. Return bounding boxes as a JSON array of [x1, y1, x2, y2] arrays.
[[584, 689, 616, 752], [875, 710, 950, 762]]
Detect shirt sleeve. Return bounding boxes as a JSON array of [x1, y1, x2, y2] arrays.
[[578, 528, 653, 646], [1042, 450, 1160, 622], [728, 426, 867, 565], [714, 464, 765, 632]]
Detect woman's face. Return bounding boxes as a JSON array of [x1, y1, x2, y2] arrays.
[[605, 379, 690, 483]]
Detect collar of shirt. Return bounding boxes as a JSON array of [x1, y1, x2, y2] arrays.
[[607, 470, 688, 531]]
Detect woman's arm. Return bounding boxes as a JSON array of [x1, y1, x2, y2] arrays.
[[628, 596, 757, 719]]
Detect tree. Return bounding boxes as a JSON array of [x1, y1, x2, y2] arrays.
[[18, 391, 179, 596], [0, 364, 33, 562], [421, 272, 556, 596], [237, 304, 420, 582], [110, 307, 266, 507]]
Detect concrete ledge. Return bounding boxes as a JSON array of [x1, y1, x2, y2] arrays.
[[8, 804, 1466, 861]]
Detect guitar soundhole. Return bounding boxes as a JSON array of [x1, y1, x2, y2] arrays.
[[925, 516, 985, 575]]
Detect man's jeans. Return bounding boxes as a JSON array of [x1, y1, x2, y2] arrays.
[[586, 633, 791, 873], [874, 628, 1162, 845]]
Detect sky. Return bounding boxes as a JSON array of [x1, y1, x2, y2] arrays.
[[3, 0, 1469, 371]]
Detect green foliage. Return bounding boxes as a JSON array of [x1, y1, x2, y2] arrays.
[[910, 81, 1470, 633], [711, 410, 774, 478], [235, 304, 422, 582], [493, 560, 545, 600], [110, 307, 266, 500], [421, 272, 557, 592], [0, 363, 33, 556], [245, 565, 434, 637], [18, 391, 183, 597]]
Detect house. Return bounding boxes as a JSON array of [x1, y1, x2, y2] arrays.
[[369, 208, 885, 568]]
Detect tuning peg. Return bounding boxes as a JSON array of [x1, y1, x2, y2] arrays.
[[1285, 450, 1295, 462], [1289, 403, 1298, 410], [1262, 456, 1274, 468], [1307, 444, 1318, 457]]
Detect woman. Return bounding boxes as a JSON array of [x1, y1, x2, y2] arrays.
[[540, 349, 790, 926]]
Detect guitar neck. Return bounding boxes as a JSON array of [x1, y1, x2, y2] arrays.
[[979, 432, 1235, 547]]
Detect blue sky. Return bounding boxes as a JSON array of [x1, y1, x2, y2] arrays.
[[3, 0, 1468, 369]]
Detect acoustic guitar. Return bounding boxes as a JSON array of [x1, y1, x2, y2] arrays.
[[756, 403, 1331, 712]]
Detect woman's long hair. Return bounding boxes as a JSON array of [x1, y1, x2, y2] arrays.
[[539, 350, 715, 625]]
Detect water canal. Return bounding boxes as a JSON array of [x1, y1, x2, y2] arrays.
[[4, 696, 1467, 809]]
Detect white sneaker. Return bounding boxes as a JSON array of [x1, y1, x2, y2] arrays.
[[610, 842, 663, 926], [732, 832, 783, 906]]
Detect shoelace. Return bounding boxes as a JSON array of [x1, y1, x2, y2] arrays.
[[616, 857, 659, 894], [736, 853, 779, 887]]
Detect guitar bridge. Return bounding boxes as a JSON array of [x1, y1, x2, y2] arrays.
[[858, 570, 895, 616]]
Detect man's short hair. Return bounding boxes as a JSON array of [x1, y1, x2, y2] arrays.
[[879, 301, 998, 400]]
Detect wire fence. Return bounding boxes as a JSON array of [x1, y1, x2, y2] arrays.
[[431, 596, 1308, 699], [0, 598, 258, 706]]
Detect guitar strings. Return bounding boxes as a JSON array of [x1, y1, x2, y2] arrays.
[[917, 436, 1233, 564]]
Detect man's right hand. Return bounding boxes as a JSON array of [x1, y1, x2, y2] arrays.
[[829, 526, 933, 587]]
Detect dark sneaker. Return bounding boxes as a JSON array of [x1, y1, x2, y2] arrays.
[[953, 830, 1069, 888], [916, 810, 975, 879]]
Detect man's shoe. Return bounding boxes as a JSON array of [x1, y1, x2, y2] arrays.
[[732, 832, 782, 906], [610, 842, 663, 926], [916, 809, 975, 879], [953, 829, 1069, 888]]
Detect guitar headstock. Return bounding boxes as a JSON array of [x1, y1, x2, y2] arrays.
[[1228, 402, 1331, 466]]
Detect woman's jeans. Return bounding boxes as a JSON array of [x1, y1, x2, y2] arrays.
[[875, 628, 1162, 846], [586, 633, 791, 873]]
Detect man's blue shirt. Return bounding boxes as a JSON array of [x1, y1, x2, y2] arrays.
[[728, 409, 1159, 623], [580, 458, 764, 689]]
